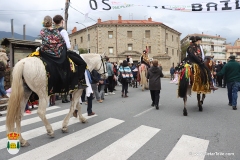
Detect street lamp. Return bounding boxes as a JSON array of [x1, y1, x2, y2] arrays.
[[76, 22, 89, 53]]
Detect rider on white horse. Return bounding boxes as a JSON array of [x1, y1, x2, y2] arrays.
[[140, 50, 150, 68]]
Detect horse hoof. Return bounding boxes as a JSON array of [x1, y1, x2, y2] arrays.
[[80, 118, 87, 123], [47, 131, 55, 137], [21, 141, 30, 147], [62, 127, 68, 133]]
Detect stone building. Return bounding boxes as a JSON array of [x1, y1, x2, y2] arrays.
[[181, 33, 227, 62], [69, 15, 181, 74], [226, 38, 240, 61]]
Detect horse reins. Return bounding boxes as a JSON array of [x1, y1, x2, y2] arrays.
[[96, 55, 107, 75]]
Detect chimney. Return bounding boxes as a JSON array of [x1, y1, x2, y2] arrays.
[[118, 15, 122, 23], [148, 17, 152, 21], [98, 18, 101, 23], [72, 27, 77, 34]]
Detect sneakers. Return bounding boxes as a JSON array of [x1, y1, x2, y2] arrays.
[[73, 110, 78, 118], [2, 95, 9, 99], [105, 93, 108, 96], [109, 92, 115, 95], [25, 110, 31, 114], [233, 106, 237, 110]]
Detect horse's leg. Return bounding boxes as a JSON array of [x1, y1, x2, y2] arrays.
[[197, 93, 203, 111], [62, 89, 86, 133], [183, 96, 188, 116], [16, 88, 32, 147], [37, 94, 54, 137], [76, 92, 87, 123]]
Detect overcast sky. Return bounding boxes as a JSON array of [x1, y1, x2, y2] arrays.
[[0, 0, 239, 44]]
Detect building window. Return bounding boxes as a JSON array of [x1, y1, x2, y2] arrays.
[[128, 44, 133, 51], [109, 47, 113, 54], [127, 31, 132, 38], [166, 48, 168, 54], [74, 39, 76, 45], [230, 52, 233, 55], [80, 37, 83, 43], [172, 49, 174, 55], [108, 31, 113, 38], [145, 30, 150, 38], [166, 33, 168, 40], [177, 50, 179, 56], [172, 35, 174, 41], [88, 34, 90, 41]]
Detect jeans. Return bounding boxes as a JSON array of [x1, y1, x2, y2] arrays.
[[150, 90, 160, 106], [91, 84, 100, 101], [108, 76, 114, 92], [121, 79, 129, 95], [99, 84, 105, 100], [87, 93, 93, 114], [227, 82, 240, 107], [0, 77, 6, 96]]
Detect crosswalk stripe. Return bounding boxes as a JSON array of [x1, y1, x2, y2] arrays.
[[0, 106, 60, 122], [0, 109, 72, 133], [9, 118, 124, 160], [0, 105, 39, 115], [0, 113, 97, 150], [87, 125, 160, 160], [165, 135, 209, 160]]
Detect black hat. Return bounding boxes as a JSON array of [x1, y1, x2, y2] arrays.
[[196, 36, 202, 41], [189, 36, 197, 43], [229, 55, 235, 59]]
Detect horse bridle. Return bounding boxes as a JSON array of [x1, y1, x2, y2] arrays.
[[95, 55, 107, 75]]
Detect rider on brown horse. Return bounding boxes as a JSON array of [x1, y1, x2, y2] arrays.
[[186, 36, 218, 91]]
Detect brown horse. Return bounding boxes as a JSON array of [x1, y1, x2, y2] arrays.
[[178, 56, 214, 116]]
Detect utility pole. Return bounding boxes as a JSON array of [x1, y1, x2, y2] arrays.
[[65, 0, 70, 31], [11, 19, 14, 38], [23, 24, 26, 40]]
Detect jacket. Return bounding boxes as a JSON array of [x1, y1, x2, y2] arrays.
[[0, 61, 6, 79], [106, 62, 114, 76], [91, 70, 100, 84], [147, 66, 164, 90], [217, 60, 240, 83]]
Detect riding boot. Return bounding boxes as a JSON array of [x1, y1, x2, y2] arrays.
[[210, 81, 218, 91]]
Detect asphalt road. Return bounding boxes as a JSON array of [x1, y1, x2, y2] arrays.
[[0, 78, 239, 160]]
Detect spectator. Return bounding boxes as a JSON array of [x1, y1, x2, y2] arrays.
[[106, 57, 115, 95], [91, 69, 103, 103], [118, 60, 133, 98], [217, 55, 240, 110], [0, 60, 8, 99], [147, 59, 164, 110], [170, 66, 175, 80]]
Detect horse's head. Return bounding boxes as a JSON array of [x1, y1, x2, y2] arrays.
[[81, 53, 108, 79]]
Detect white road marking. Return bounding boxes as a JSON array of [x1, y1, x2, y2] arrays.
[[0, 113, 96, 150], [87, 125, 160, 160], [9, 118, 124, 160], [133, 108, 154, 117], [0, 109, 71, 133], [0, 106, 59, 122], [165, 135, 209, 160]]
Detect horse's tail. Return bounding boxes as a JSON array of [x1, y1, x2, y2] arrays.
[[6, 61, 25, 133]]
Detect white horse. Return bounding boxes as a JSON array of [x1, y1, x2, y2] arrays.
[[138, 64, 149, 91], [6, 53, 107, 147]]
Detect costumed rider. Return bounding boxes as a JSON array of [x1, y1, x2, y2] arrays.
[[53, 15, 87, 86], [140, 50, 150, 68], [186, 36, 218, 91]]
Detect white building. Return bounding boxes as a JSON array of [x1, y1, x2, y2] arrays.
[[181, 33, 227, 62]]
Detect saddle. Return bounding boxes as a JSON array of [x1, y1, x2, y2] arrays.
[[28, 49, 86, 95]]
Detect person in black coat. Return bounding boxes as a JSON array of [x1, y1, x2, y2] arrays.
[[147, 59, 164, 110]]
